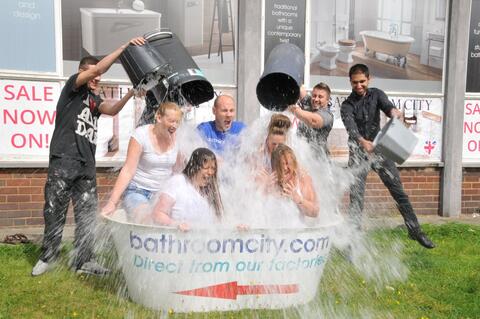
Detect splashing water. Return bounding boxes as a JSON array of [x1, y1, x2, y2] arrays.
[[89, 111, 408, 318]]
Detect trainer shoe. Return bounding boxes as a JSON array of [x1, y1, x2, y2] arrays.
[[76, 261, 110, 276], [31, 260, 52, 276]]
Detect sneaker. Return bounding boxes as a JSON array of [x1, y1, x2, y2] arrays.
[[31, 260, 51, 276], [76, 261, 110, 276]]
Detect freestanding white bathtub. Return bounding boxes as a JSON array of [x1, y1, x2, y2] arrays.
[[104, 210, 342, 312], [360, 30, 414, 67]]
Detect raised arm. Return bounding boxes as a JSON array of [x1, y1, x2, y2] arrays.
[[102, 137, 143, 215], [289, 104, 327, 129], [75, 37, 145, 89], [98, 89, 135, 116]]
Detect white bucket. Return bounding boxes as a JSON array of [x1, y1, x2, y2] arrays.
[[104, 210, 341, 312], [373, 117, 418, 164]]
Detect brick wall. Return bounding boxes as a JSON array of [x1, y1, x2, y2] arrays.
[[362, 167, 441, 216], [0, 166, 476, 228], [462, 168, 480, 215], [0, 168, 117, 228]]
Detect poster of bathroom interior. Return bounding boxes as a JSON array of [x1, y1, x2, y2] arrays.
[[309, 0, 447, 93], [325, 95, 443, 161], [62, 0, 238, 86]]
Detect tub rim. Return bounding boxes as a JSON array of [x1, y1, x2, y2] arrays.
[[102, 210, 345, 233], [359, 30, 414, 44]]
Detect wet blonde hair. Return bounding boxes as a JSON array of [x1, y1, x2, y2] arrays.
[[155, 102, 182, 121], [271, 144, 298, 186]]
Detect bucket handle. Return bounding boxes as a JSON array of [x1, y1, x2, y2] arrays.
[[144, 30, 173, 42]]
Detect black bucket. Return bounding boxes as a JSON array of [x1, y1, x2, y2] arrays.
[[256, 43, 305, 111], [119, 42, 170, 91], [145, 31, 214, 106]]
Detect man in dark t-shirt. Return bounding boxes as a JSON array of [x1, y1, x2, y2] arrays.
[[289, 82, 334, 158], [341, 63, 435, 249], [32, 37, 146, 276]]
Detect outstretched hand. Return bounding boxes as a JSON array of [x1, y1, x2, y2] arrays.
[[129, 37, 146, 46], [281, 180, 302, 205]]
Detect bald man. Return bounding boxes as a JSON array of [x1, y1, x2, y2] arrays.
[[197, 95, 246, 155]]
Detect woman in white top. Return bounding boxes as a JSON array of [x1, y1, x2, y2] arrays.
[[102, 102, 183, 222], [152, 148, 223, 231], [271, 144, 319, 218]]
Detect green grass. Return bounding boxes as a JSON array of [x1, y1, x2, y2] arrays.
[[0, 223, 479, 319]]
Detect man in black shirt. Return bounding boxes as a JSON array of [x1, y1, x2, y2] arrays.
[[341, 64, 435, 249], [32, 37, 146, 276], [289, 82, 334, 158]]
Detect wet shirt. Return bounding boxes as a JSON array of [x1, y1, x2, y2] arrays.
[[340, 88, 394, 143], [197, 120, 246, 155], [131, 125, 179, 191], [161, 174, 216, 226], [297, 95, 334, 156], [49, 73, 103, 164]]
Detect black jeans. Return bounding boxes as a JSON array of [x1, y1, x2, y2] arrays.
[[39, 157, 97, 269], [348, 146, 420, 232]]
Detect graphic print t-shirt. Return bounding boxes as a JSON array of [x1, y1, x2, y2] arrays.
[[49, 73, 102, 164]]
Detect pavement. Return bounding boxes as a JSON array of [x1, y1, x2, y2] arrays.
[[1, 214, 479, 244]]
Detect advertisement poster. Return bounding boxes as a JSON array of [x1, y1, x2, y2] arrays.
[[309, 0, 446, 93], [466, 0, 480, 92], [463, 100, 480, 160], [0, 0, 57, 73], [264, 0, 306, 63], [0, 80, 137, 159], [0, 79, 60, 156]]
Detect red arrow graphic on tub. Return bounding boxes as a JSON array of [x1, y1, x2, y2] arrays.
[[174, 281, 299, 300]]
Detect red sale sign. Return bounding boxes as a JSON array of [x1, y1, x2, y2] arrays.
[[0, 80, 60, 156], [463, 100, 480, 160]]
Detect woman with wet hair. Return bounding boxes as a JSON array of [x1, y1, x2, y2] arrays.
[[254, 113, 292, 191], [271, 144, 319, 217], [102, 102, 184, 222], [152, 147, 223, 231]]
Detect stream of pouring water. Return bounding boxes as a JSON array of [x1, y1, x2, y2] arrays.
[[87, 111, 408, 318]]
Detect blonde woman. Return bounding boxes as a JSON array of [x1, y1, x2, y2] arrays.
[[102, 102, 183, 222], [271, 144, 319, 217], [254, 113, 292, 191]]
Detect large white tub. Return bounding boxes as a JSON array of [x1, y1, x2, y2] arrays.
[[360, 30, 414, 60], [104, 210, 341, 312]]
